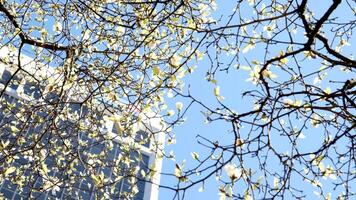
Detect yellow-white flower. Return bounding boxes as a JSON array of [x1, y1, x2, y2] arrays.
[[325, 193, 332, 200], [304, 51, 316, 59], [242, 41, 255, 54], [310, 114, 320, 128], [132, 185, 139, 195], [245, 66, 263, 84], [214, 86, 220, 97], [40, 28, 47, 37], [169, 55, 181, 68], [340, 39, 350, 46], [218, 187, 227, 200], [311, 179, 322, 187], [191, 152, 199, 160], [261, 69, 277, 79], [198, 186, 204, 193], [4, 166, 16, 176], [116, 26, 125, 36], [263, 24, 276, 38], [224, 163, 241, 181], [167, 110, 175, 116], [175, 102, 183, 112], [174, 164, 182, 177], [298, 132, 306, 139], [53, 21, 62, 33], [152, 66, 160, 76], [283, 98, 302, 108], [324, 87, 331, 94], [10, 126, 20, 132], [244, 194, 253, 200], [273, 177, 279, 189], [83, 30, 90, 40]]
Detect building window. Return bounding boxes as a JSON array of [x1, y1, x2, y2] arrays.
[[0, 70, 19, 90], [112, 126, 151, 148], [0, 88, 152, 200], [23, 81, 41, 99]]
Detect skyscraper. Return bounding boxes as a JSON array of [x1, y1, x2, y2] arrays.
[[0, 47, 164, 200]]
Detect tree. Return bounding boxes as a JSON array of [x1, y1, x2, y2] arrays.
[[0, 0, 213, 199], [0, 0, 355, 200], [158, 0, 355, 199]]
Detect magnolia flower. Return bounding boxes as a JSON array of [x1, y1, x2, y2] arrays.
[[39, 28, 47, 37], [224, 163, 241, 181], [10, 126, 19, 132], [246, 65, 277, 85], [214, 86, 220, 97], [273, 177, 279, 189], [263, 24, 276, 38], [244, 194, 253, 200], [218, 188, 227, 200], [261, 69, 278, 79], [311, 179, 322, 187], [218, 185, 233, 200], [283, 98, 302, 108], [167, 110, 175, 116], [235, 138, 243, 147], [283, 98, 294, 106], [198, 182, 205, 192], [51, 185, 61, 195], [336, 39, 351, 52], [324, 87, 331, 94], [153, 66, 160, 76], [167, 136, 176, 145], [195, 51, 204, 60], [167, 90, 174, 98], [313, 76, 322, 85], [323, 166, 337, 180], [242, 41, 255, 53], [83, 30, 90, 40], [246, 66, 261, 84], [175, 102, 183, 112], [304, 51, 316, 59], [325, 193, 332, 200], [191, 152, 199, 160], [174, 164, 182, 177], [169, 55, 181, 68], [310, 114, 320, 128], [340, 39, 350, 46], [116, 26, 125, 36], [4, 166, 16, 176], [298, 132, 306, 139], [279, 57, 289, 65], [132, 185, 139, 195], [53, 21, 62, 33], [213, 86, 224, 101]]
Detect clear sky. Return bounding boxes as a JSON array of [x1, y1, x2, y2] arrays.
[[0, 0, 354, 199], [158, 0, 355, 199]]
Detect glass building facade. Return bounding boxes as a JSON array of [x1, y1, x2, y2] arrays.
[[0, 59, 162, 200]]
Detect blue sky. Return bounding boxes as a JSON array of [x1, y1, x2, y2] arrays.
[[1, 0, 354, 199], [158, 0, 355, 199]]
